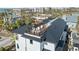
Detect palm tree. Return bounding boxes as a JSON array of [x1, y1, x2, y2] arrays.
[[4, 9, 14, 30], [0, 12, 6, 30]]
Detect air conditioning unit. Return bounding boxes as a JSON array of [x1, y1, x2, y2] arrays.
[[74, 47, 78, 51]]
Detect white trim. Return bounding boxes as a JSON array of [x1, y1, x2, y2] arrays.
[[24, 33, 41, 39], [47, 18, 58, 27]]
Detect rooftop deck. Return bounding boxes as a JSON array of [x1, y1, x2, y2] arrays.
[[25, 17, 58, 36], [27, 24, 48, 36]]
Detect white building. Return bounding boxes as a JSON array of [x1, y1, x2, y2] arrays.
[[62, 14, 78, 30], [16, 18, 68, 51]]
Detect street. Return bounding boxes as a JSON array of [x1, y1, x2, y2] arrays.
[[0, 37, 15, 51]]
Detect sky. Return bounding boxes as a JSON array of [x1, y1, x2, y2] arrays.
[[0, 0, 79, 8]]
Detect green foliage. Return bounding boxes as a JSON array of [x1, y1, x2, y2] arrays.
[[11, 34, 17, 42], [6, 23, 17, 31], [12, 23, 18, 29], [0, 46, 12, 51], [15, 20, 21, 28], [5, 19, 24, 31], [0, 47, 5, 51], [0, 20, 4, 27], [24, 17, 32, 25], [6, 24, 13, 31]]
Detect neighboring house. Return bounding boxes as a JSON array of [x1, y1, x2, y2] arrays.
[[15, 18, 68, 51], [62, 14, 79, 51], [71, 32, 79, 51], [66, 15, 77, 29], [12, 9, 21, 18], [62, 14, 78, 30], [31, 8, 44, 13]]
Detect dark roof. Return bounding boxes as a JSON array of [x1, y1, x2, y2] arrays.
[[46, 18, 67, 44], [12, 25, 26, 34], [43, 19, 51, 24], [12, 18, 67, 43], [12, 19, 51, 42], [12, 25, 41, 42]]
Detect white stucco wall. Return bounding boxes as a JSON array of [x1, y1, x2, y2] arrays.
[[67, 22, 76, 29], [26, 38, 41, 51], [44, 42, 55, 51], [16, 34, 26, 51]]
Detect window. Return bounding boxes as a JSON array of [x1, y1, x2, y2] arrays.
[[30, 40, 33, 44], [44, 38, 46, 41], [42, 48, 44, 51], [17, 44, 19, 49], [64, 25, 68, 31], [72, 25, 74, 27], [75, 49, 78, 51], [41, 34, 47, 41]]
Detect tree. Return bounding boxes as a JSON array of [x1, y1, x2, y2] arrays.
[[25, 17, 32, 25], [15, 20, 21, 28], [6, 24, 13, 31], [11, 33, 17, 42], [0, 20, 4, 28]]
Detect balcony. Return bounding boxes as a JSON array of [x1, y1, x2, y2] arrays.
[[26, 24, 48, 36]]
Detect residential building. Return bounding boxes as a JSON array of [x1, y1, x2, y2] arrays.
[[70, 32, 79, 51], [62, 14, 78, 31], [12, 9, 21, 18], [15, 18, 68, 51]]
